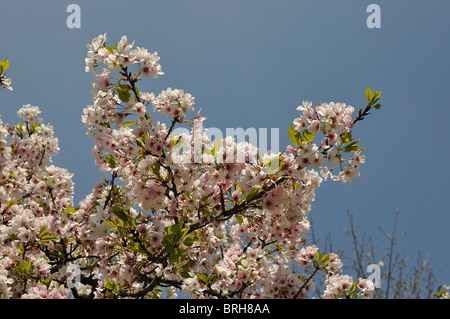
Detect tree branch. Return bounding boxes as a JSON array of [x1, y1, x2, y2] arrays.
[[293, 266, 320, 299]]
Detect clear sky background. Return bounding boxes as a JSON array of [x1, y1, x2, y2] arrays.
[[1, 0, 449, 291]]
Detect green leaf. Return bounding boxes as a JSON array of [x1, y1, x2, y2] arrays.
[[320, 254, 330, 265], [24, 261, 32, 273], [288, 123, 302, 146], [169, 247, 183, 264], [365, 86, 374, 102], [163, 243, 175, 255], [65, 206, 80, 214], [245, 187, 260, 201], [133, 84, 140, 98], [236, 214, 244, 225], [0, 59, 10, 72], [341, 131, 353, 144], [164, 223, 184, 244], [183, 234, 198, 247], [350, 279, 359, 292], [105, 219, 117, 230], [17, 261, 32, 274], [115, 85, 131, 103], [314, 251, 320, 261], [180, 262, 192, 279], [118, 121, 136, 127], [265, 154, 284, 173], [128, 241, 144, 253], [111, 206, 132, 225], [151, 161, 161, 177], [105, 154, 116, 168], [40, 233, 57, 242], [196, 273, 219, 285], [16, 122, 23, 133], [39, 226, 48, 236], [210, 138, 222, 156], [118, 90, 131, 102], [342, 140, 365, 153], [144, 112, 153, 124], [340, 139, 365, 153], [105, 280, 116, 291], [373, 104, 381, 110], [201, 146, 211, 156], [208, 274, 219, 285], [8, 234, 19, 241], [104, 46, 114, 55], [42, 278, 52, 289], [136, 138, 144, 148], [181, 227, 189, 238], [373, 89, 382, 102], [7, 200, 20, 207], [302, 129, 316, 143], [166, 223, 181, 236], [197, 273, 209, 284], [172, 135, 185, 152]]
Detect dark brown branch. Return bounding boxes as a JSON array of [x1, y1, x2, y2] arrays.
[[120, 67, 141, 103], [165, 116, 180, 140], [352, 104, 372, 126], [292, 266, 320, 299], [103, 171, 117, 210]]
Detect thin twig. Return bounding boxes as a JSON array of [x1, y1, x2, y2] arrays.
[[293, 266, 320, 299]]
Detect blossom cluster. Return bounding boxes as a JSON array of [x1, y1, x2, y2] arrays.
[[0, 34, 384, 300], [85, 33, 163, 79], [0, 104, 74, 298], [0, 59, 12, 91], [290, 100, 366, 184], [152, 88, 195, 119]]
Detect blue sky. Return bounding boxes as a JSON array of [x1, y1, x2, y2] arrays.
[[1, 1, 449, 289]]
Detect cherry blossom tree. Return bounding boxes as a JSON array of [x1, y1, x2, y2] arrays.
[[0, 34, 385, 299]]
